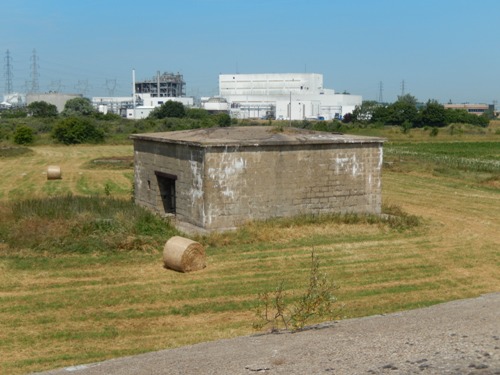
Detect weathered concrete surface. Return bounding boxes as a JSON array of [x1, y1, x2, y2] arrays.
[[36, 292, 500, 375], [131, 127, 385, 232]]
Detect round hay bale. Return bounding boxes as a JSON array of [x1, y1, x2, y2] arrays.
[[47, 165, 62, 180], [163, 236, 206, 273]]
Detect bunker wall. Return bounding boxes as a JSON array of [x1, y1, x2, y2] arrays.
[[133, 138, 384, 232], [133, 139, 206, 227], [202, 142, 383, 230]]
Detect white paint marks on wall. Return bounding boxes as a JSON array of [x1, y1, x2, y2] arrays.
[[208, 150, 247, 200], [378, 145, 384, 170], [189, 159, 203, 201], [335, 154, 360, 177], [335, 156, 349, 175], [189, 158, 207, 225], [351, 154, 359, 177]]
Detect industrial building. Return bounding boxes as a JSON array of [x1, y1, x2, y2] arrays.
[[2, 93, 25, 107], [203, 73, 362, 121], [92, 71, 194, 119], [131, 126, 384, 232], [92, 96, 134, 117], [126, 71, 193, 119], [444, 103, 494, 116], [134, 71, 185, 98], [26, 93, 81, 113]]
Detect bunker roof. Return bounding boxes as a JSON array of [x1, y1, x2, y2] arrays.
[[130, 126, 385, 147]]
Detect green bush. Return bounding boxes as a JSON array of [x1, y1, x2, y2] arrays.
[[186, 108, 209, 120], [149, 100, 186, 119], [62, 97, 97, 117], [401, 120, 412, 134], [1, 108, 27, 118], [51, 117, 105, 144], [4, 195, 178, 254], [27, 101, 58, 117], [13, 125, 35, 145], [215, 112, 231, 127]]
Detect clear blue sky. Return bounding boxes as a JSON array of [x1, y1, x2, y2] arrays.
[[1, 0, 499, 104]]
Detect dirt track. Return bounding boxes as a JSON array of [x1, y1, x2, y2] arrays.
[[36, 292, 500, 375]]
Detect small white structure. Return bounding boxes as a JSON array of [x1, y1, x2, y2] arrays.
[[92, 94, 194, 119], [3, 93, 25, 107], [217, 73, 361, 120], [200, 96, 229, 112], [126, 94, 194, 119], [92, 96, 134, 115]]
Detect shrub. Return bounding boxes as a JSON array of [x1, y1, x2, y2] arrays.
[[27, 101, 58, 117], [51, 117, 105, 144], [149, 100, 186, 119], [215, 112, 231, 127], [186, 108, 209, 120], [1, 108, 27, 118], [342, 113, 352, 123], [13, 125, 35, 145], [401, 120, 412, 134], [62, 97, 97, 117], [4, 195, 178, 254], [253, 251, 339, 332]]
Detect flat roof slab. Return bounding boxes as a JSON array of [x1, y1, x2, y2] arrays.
[[130, 126, 385, 147]]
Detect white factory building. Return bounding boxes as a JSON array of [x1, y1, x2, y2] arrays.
[[203, 73, 362, 121]]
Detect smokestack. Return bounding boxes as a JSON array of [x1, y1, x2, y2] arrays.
[[132, 69, 136, 120]]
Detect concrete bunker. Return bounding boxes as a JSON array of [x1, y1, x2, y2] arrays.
[[131, 126, 385, 232]]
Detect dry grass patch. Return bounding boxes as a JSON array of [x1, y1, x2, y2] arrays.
[[0, 144, 133, 201], [0, 141, 499, 374]]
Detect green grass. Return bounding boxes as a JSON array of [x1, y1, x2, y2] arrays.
[[0, 139, 499, 374], [1, 195, 178, 254], [386, 142, 500, 173], [0, 145, 34, 158]]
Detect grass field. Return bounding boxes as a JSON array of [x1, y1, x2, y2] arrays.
[[0, 126, 499, 374]]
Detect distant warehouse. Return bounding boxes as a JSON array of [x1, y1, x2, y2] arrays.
[[444, 103, 494, 116], [202, 73, 362, 121]]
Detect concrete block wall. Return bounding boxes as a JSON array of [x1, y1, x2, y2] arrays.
[[133, 140, 206, 227], [202, 143, 383, 230], [133, 129, 384, 232]]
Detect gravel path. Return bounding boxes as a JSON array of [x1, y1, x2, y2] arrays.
[[36, 292, 500, 375]]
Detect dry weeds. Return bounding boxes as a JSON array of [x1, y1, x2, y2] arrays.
[[0, 143, 499, 374]]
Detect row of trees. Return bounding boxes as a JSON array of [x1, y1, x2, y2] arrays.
[[2, 97, 121, 120], [349, 95, 491, 128], [3, 95, 493, 146], [148, 100, 232, 127], [3, 98, 110, 145], [2, 99, 234, 145]]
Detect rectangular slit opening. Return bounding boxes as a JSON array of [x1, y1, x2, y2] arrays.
[[155, 171, 177, 214]]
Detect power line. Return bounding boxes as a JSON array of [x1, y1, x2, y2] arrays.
[[49, 80, 63, 92], [29, 49, 39, 93], [105, 78, 117, 96], [4, 49, 14, 94], [75, 79, 90, 96]]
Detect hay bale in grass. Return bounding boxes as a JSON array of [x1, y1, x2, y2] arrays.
[[163, 236, 206, 273], [47, 165, 62, 180]]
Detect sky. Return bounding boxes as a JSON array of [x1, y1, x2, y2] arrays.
[[1, 0, 499, 104]]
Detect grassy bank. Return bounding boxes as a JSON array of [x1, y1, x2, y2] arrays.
[[0, 137, 499, 374]]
